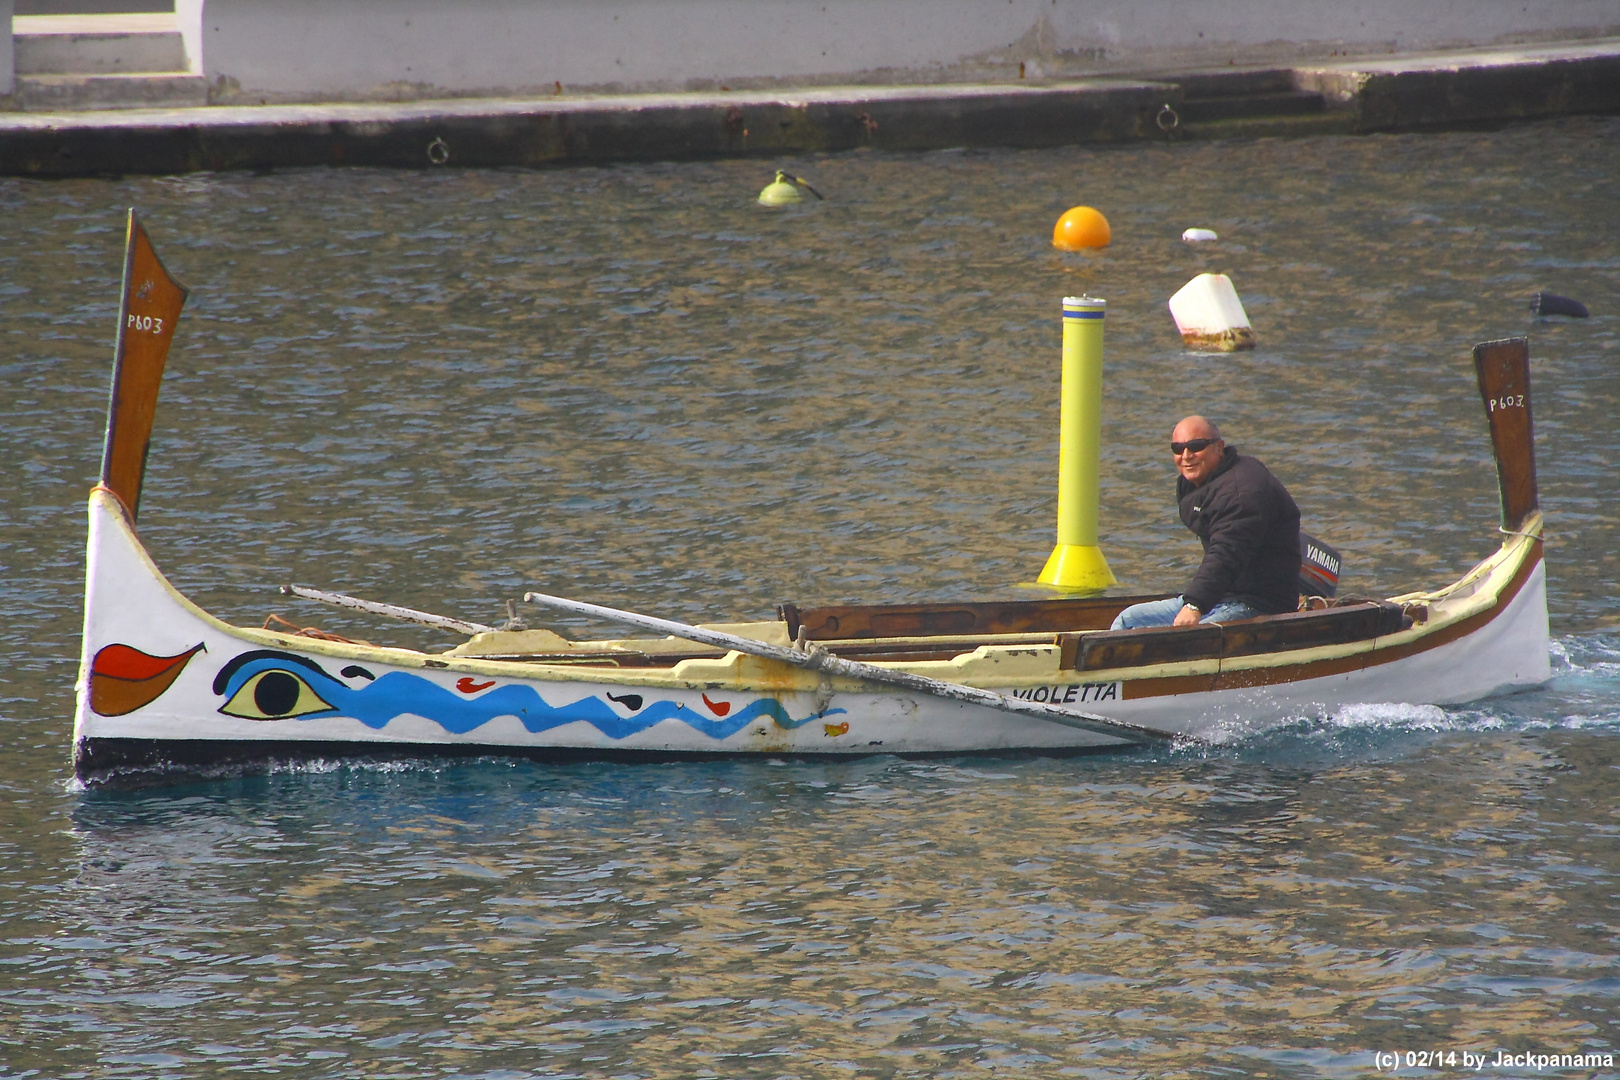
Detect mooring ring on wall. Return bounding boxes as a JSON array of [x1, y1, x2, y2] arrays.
[[1156, 104, 1180, 132], [427, 137, 450, 165]]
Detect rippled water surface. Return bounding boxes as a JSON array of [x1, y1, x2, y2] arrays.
[[2, 118, 1618, 1077]]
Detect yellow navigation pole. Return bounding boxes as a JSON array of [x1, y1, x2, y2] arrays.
[[1037, 295, 1117, 590]]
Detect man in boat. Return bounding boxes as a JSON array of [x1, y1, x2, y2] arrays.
[[1111, 415, 1301, 629]]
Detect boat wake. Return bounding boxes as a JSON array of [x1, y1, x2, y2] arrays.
[[1471, 629, 1620, 731], [1152, 630, 1620, 767]]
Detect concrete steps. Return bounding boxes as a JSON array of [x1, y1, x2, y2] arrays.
[[1153, 67, 1351, 139], [11, 13, 204, 110], [17, 71, 206, 109], [1175, 69, 1327, 124]]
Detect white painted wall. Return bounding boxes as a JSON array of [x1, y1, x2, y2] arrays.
[[0, 0, 14, 96], [175, 0, 203, 75], [198, 0, 1620, 103]]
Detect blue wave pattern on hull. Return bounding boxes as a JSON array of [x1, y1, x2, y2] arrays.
[[217, 651, 843, 739]]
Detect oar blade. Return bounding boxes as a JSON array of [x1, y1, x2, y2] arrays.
[[100, 209, 189, 523]]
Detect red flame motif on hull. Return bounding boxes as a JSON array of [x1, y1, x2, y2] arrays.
[[89, 642, 204, 716]]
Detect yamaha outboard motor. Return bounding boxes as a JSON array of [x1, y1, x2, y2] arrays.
[[1299, 533, 1342, 598]]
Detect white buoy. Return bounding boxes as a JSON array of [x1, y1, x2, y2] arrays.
[[1168, 273, 1256, 351], [1181, 227, 1218, 242]]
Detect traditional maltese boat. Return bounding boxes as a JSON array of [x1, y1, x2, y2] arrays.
[[74, 214, 1551, 782]]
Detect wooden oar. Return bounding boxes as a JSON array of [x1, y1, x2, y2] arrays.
[[523, 590, 1185, 745], [282, 585, 495, 635]]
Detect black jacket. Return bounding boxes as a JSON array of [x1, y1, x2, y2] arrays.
[[1178, 448, 1301, 615]]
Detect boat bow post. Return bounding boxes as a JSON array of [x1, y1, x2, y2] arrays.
[[99, 209, 190, 522]]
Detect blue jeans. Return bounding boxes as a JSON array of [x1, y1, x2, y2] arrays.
[[1109, 595, 1264, 630]]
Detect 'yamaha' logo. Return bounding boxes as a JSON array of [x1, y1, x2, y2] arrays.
[[1305, 543, 1340, 574]]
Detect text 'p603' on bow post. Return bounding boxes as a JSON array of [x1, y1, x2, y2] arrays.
[[1036, 296, 1117, 591]]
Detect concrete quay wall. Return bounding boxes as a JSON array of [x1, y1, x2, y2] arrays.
[[0, 80, 1179, 175], [198, 0, 1620, 104], [2, 39, 1618, 177]]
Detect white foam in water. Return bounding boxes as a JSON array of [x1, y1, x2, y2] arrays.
[[1193, 701, 1451, 744], [263, 756, 462, 778], [1518, 634, 1620, 730], [1554, 712, 1617, 729], [1329, 701, 1460, 731], [1553, 635, 1620, 676]]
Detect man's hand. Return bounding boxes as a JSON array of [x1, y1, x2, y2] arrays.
[[1173, 604, 1202, 627]]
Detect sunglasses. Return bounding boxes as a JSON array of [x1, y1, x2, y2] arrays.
[[1171, 438, 1219, 455]]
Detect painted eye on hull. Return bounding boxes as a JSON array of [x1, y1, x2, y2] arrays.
[[219, 669, 335, 720]]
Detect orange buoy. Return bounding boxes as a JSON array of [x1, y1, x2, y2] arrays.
[[1052, 206, 1111, 251]]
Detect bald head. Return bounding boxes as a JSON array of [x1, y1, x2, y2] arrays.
[[1172, 415, 1221, 443]]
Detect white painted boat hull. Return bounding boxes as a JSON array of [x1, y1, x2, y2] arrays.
[[73, 486, 1551, 777]]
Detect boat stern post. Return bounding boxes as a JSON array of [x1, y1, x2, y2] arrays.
[[1472, 337, 1538, 534], [1471, 335, 1549, 685]]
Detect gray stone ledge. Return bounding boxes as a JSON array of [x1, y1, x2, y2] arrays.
[[0, 39, 1615, 177]]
